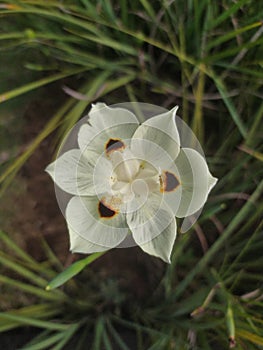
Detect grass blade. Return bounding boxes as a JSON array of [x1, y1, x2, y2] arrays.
[[20, 332, 65, 350], [173, 179, 263, 299], [0, 313, 69, 331], [0, 68, 86, 104], [207, 0, 249, 30], [211, 72, 248, 138], [50, 323, 80, 350], [46, 252, 106, 290], [236, 329, 263, 346], [0, 275, 66, 301]]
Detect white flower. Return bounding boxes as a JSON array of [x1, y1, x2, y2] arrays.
[[46, 103, 217, 263]]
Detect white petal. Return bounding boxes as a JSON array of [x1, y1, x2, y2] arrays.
[[174, 148, 218, 217], [139, 217, 177, 263], [93, 153, 114, 195], [78, 103, 139, 154], [89, 103, 139, 132], [46, 149, 112, 196], [66, 196, 128, 248], [132, 106, 180, 160], [68, 225, 109, 254], [130, 138, 175, 175], [45, 149, 93, 195], [130, 140, 183, 216], [111, 150, 140, 182], [126, 191, 175, 247]]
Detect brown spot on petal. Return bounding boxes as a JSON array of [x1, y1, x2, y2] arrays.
[[105, 138, 125, 155], [160, 171, 180, 192], [98, 199, 118, 219]]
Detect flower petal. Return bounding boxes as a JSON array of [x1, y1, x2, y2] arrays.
[[139, 217, 177, 263], [130, 138, 175, 174], [129, 138, 183, 216], [132, 106, 180, 160], [126, 191, 176, 263], [45, 149, 112, 196], [110, 149, 140, 182], [174, 148, 217, 217], [126, 191, 175, 254], [92, 153, 114, 195], [88, 103, 139, 132], [78, 103, 139, 154], [68, 225, 109, 254], [45, 149, 92, 195], [66, 195, 128, 248]]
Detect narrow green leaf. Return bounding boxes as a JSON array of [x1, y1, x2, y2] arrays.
[[0, 275, 66, 301], [0, 68, 86, 104], [0, 251, 47, 287], [139, 0, 156, 20], [0, 304, 60, 332], [207, 21, 262, 51], [207, 0, 249, 30], [93, 317, 105, 350], [211, 72, 247, 138], [102, 328, 113, 350], [106, 320, 129, 350], [50, 324, 80, 350], [226, 302, 236, 348], [238, 145, 263, 162], [0, 230, 37, 265], [111, 316, 166, 336], [66, 30, 137, 55], [46, 252, 106, 290], [236, 329, 263, 346], [173, 179, 263, 299], [20, 330, 52, 349], [0, 313, 69, 331], [0, 32, 25, 40], [20, 332, 65, 350], [246, 103, 263, 147]]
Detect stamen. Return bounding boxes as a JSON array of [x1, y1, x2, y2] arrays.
[[105, 138, 125, 155], [160, 171, 180, 192]]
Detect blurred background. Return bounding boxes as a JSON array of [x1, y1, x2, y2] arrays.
[[0, 1, 262, 349]]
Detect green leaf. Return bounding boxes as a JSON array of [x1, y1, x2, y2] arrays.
[[0, 313, 69, 331], [46, 252, 106, 290], [207, 0, 249, 30], [211, 72, 248, 138], [50, 324, 80, 350], [0, 68, 86, 104], [0, 275, 66, 301], [173, 178, 263, 299], [236, 329, 263, 346]]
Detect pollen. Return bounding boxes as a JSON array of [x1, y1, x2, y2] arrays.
[[140, 161, 146, 169]]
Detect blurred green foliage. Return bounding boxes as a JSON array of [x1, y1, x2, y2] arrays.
[[0, 0, 262, 349]]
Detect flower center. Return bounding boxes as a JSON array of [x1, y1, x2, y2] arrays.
[[109, 150, 159, 203]]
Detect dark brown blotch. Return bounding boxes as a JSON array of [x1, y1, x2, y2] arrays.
[[161, 171, 180, 192], [98, 200, 117, 218], [105, 138, 125, 154]]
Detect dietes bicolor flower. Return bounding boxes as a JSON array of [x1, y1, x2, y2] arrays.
[[46, 103, 217, 263]]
